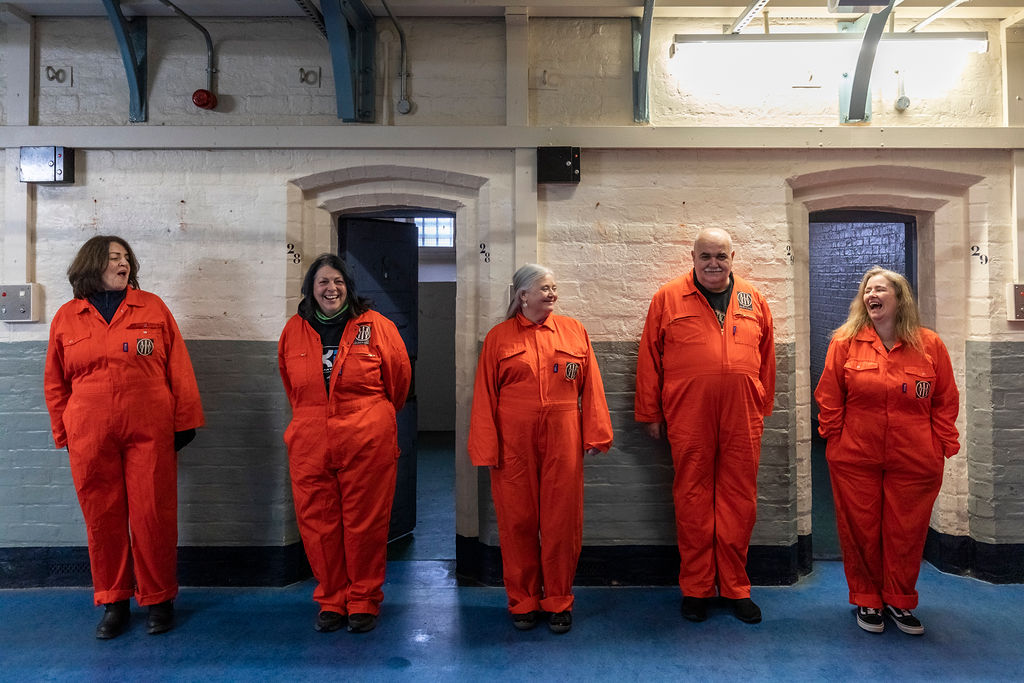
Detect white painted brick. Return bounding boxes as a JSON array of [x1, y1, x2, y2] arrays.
[[2, 11, 1023, 556]]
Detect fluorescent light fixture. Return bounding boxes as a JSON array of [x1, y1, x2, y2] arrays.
[[672, 31, 988, 53], [909, 0, 971, 33], [730, 0, 771, 34]]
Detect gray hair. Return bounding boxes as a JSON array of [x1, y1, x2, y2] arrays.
[[505, 263, 554, 320]]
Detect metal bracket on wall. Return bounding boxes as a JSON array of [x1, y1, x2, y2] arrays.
[[632, 0, 655, 123], [321, 0, 376, 123], [100, 0, 148, 122], [840, 0, 895, 123]]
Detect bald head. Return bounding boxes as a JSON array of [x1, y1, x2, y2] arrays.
[[691, 228, 735, 293], [694, 228, 733, 253]]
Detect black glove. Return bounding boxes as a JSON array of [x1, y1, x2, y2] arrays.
[[174, 429, 196, 452]]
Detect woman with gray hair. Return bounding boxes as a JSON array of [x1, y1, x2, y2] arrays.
[[469, 263, 613, 634]]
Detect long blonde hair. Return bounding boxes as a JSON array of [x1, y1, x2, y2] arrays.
[[833, 267, 922, 352]]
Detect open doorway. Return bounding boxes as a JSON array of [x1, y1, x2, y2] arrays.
[[807, 209, 917, 559], [339, 210, 457, 563]]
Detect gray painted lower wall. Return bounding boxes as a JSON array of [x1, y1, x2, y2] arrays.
[[4, 337, 1023, 586], [0, 340, 294, 549], [476, 340, 799, 553], [966, 340, 1024, 544]]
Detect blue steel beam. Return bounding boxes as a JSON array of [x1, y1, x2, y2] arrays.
[[632, 0, 655, 123], [100, 0, 147, 122], [321, 0, 376, 123], [844, 0, 895, 123]]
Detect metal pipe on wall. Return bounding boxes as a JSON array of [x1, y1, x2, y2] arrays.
[[381, 0, 412, 115], [156, 0, 218, 107]]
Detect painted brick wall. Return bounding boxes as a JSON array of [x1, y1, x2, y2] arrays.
[[0, 147, 1011, 562], [28, 16, 1001, 129], [967, 340, 1024, 544], [0, 21, 7, 126], [477, 340, 797, 551], [0, 342, 81, 544], [181, 340, 294, 546], [2, 13, 1022, 583], [0, 339, 293, 547], [529, 18, 634, 126], [35, 17, 505, 127]]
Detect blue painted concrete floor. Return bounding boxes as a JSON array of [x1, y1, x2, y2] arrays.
[[1, 559, 1022, 682]]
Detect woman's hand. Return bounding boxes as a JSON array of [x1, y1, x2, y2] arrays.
[[584, 447, 601, 457], [174, 429, 196, 452]]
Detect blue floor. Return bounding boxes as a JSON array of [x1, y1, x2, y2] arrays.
[[2, 433, 1022, 681], [1, 561, 1022, 681]]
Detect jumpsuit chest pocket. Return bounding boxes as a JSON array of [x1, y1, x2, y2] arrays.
[[843, 359, 879, 394], [553, 347, 586, 384], [124, 322, 166, 361], [665, 314, 707, 345], [284, 350, 314, 388], [496, 344, 529, 384], [348, 349, 382, 368], [730, 311, 761, 347], [904, 365, 936, 400], [61, 332, 93, 373]]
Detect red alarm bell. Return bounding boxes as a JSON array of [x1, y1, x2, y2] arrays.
[[192, 89, 217, 110]]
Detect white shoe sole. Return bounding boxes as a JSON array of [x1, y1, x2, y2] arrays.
[[889, 617, 924, 635], [885, 607, 925, 635], [856, 611, 885, 633]]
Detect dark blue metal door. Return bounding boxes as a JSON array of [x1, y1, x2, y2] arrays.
[[808, 210, 917, 560], [339, 217, 418, 542]]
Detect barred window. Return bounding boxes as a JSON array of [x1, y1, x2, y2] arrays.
[[415, 216, 454, 248]]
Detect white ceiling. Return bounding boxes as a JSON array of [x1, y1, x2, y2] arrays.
[[3, 0, 1024, 22]]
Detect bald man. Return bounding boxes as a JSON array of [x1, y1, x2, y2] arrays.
[[635, 228, 775, 624]]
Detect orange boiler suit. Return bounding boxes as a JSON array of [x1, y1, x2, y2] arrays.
[[278, 309, 411, 617], [44, 287, 204, 606], [814, 326, 959, 610], [635, 272, 775, 600], [468, 312, 613, 615]]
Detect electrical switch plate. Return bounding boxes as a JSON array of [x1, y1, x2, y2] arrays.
[[0, 284, 41, 323], [1007, 283, 1024, 321], [19, 147, 75, 184]]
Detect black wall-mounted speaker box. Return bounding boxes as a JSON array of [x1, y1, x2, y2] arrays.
[[19, 146, 75, 184], [537, 146, 580, 184]]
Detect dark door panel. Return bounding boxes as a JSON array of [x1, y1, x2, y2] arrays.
[[339, 217, 418, 542], [808, 210, 917, 560]]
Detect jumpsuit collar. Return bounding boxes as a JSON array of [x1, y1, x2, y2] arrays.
[[516, 311, 556, 331], [77, 286, 141, 318], [857, 325, 902, 354]]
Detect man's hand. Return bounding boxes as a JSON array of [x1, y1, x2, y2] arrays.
[[644, 422, 665, 440]]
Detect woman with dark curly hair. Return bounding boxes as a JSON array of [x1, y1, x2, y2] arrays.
[[278, 253, 411, 634], [44, 235, 204, 639]]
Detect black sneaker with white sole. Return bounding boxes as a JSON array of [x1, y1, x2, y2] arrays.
[[884, 605, 924, 635], [856, 606, 885, 633]]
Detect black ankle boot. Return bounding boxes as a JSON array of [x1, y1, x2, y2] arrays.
[[96, 600, 130, 639], [147, 600, 175, 635]]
